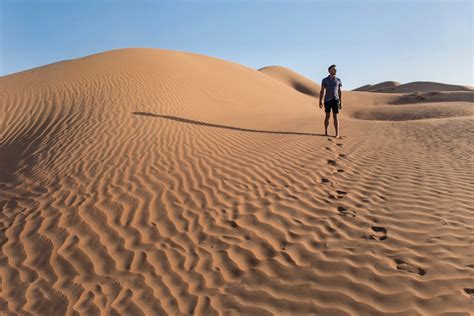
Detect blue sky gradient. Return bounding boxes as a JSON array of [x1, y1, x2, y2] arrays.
[[1, 0, 472, 89]]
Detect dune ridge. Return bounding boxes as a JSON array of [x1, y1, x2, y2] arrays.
[[353, 81, 401, 92], [353, 81, 473, 93], [1, 48, 473, 315]]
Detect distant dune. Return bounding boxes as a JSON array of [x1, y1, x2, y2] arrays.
[[1, 48, 473, 315], [353, 81, 401, 92], [354, 80, 473, 93]]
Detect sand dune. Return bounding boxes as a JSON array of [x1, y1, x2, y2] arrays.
[[354, 80, 473, 93], [1, 48, 473, 315], [353, 81, 401, 92]]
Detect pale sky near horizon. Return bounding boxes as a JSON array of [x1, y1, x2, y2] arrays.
[[1, 0, 472, 89]]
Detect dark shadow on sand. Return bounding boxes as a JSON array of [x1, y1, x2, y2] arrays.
[[292, 82, 319, 97], [132, 112, 326, 137]]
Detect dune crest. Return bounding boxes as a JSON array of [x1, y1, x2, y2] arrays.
[[353, 81, 401, 92], [354, 80, 473, 93]]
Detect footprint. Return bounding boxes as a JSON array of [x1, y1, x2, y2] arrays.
[[464, 288, 474, 296], [394, 259, 425, 275], [330, 190, 347, 199], [339, 154, 346, 158], [321, 178, 330, 184], [336, 143, 343, 147], [327, 159, 337, 165], [337, 169, 345, 173], [336, 190, 347, 199], [337, 206, 356, 217], [370, 226, 387, 240], [198, 233, 207, 243]]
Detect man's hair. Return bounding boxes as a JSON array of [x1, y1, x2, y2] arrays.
[[328, 64, 336, 71]]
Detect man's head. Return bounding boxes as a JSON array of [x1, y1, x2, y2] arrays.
[[328, 64, 336, 76]]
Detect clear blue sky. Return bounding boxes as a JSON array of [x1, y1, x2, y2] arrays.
[[1, 0, 472, 89]]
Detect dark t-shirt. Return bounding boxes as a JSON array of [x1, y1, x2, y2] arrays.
[[321, 76, 342, 101]]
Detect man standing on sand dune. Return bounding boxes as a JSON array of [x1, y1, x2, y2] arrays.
[[319, 64, 342, 139]]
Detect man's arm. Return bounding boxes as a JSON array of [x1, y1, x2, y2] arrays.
[[319, 85, 325, 108], [338, 87, 342, 108]]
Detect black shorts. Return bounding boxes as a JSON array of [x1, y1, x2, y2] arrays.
[[324, 98, 340, 113]]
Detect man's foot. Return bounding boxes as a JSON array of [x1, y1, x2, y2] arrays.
[[336, 135, 341, 139]]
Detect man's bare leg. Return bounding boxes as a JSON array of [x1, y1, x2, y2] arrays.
[[324, 112, 330, 136], [333, 113, 340, 138]]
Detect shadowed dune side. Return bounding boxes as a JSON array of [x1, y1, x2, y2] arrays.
[[258, 66, 321, 97], [0, 87, 77, 185]]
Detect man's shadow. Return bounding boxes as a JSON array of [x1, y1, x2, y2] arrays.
[[132, 112, 326, 137]]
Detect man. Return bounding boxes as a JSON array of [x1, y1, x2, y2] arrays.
[[319, 64, 342, 139]]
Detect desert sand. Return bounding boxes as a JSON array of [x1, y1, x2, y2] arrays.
[[0, 48, 473, 315]]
